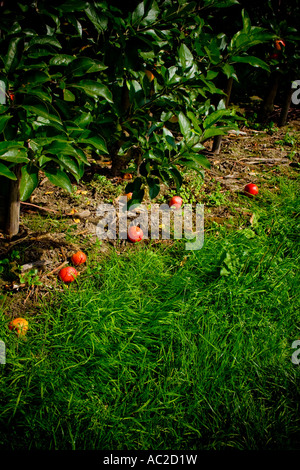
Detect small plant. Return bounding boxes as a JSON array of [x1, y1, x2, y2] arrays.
[[0, 258, 9, 275], [206, 182, 229, 206], [19, 268, 43, 287]]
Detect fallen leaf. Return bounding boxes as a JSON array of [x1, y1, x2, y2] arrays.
[[66, 208, 78, 215], [76, 190, 88, 195]]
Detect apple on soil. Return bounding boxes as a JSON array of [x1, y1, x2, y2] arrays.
[[128, 226, 144, 243], [169, 196, 183, 209]]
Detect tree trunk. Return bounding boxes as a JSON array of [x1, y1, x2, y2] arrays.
[[260, 71, 280, 123], [278, 82, 293, 127], [5, 164, 22, 238], [212, 77, 233, 154]]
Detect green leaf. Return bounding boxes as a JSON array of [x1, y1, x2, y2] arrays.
[[168, 166, 183, 192], [203, 109, 233, 129], [44, 168, 73, 193], [0, 148, 28, 163], [241, 9, 251, 34], [57, 1, 89, 12], [77, 135, 108, 154], [178, 44, 194, 70], [178, 112, 191, 138], [4, 37, 22, 73], [222, 63, 238, 80], [0, 162, 17, 180], [0, 141, 25, 152], [18, 87, 52, 103], [71, 80, 113, 102], [63, 89, 76, 101], [131, 1, 145, 25], [85, 4, 108, 32], [176, 158, 205, 175], [188, 154, 211, 169], [140, 1, 160, 26], [20, 164, 39, 201], [49, 55, 75, 66], [22, 71, 50, 85], [57, 155, 82, 181], [147, 176, 160, 199], [26, 36, 62, 50], [0, 115, 12, 133], [231, 55, 270, 71], [74, 112, 92, 127], [22, 103, 62, 124], [202, 125, 236, 141], [43, 141, 81, 158], [66, 57, 107, 77]]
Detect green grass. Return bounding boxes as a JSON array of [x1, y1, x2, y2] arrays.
[[0, 175, 299, 450]]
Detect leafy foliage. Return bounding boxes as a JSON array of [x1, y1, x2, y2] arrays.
[[0, 0, 287, 219]]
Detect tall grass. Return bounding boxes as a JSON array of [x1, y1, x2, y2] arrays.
[[0, 175, 299, 450]]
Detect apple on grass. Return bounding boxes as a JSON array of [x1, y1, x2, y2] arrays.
[[58, 266, 79, 283], [9, 318, 28, 336], [244, 183, 259, 197], [71, 251, 87, 266]]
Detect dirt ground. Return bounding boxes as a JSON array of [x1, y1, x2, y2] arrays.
[[0, 105, 299, 317]]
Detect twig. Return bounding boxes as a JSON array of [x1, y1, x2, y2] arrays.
[[20, 201, 59, 214], [24, 286, 35, 305], [44, 261, 68, 277]]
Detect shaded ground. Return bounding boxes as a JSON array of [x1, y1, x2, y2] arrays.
[[0, 106, 299, 317]]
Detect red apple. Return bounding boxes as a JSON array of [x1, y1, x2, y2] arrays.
[[244, 183, 259, 197], [58, 266, 79, 283], [275, 39, 285, 50], [8, 318, 28, 336], [169, 196, 183, 209], [127, 226, 144, 243], [71, 251, 87, 266]]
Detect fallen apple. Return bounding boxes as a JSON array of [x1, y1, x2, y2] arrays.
[[169, 196, 183, 209], [9, 318, 28, 336], [128, 226, 144, 243], [71, 251, 87, 266], [244, 183, 259, 197], [58, 266, 79, 283]]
